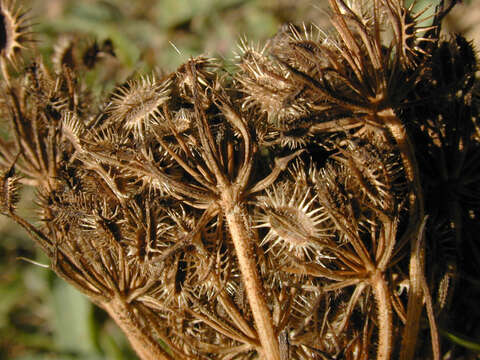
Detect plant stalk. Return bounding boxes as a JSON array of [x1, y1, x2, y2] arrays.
[[370, 270, 393, 360], [223, 196, 280, 360], [379, 108, 426, 360], [104, 298, 173, 360]]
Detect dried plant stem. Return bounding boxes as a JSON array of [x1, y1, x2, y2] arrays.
[[0, 60, 11, 88], [377, 108, 423, 215], [104, 298, 173, 360], [370, 270, 393, 360], [223, 197, 280, 360], [378, 108, 426, 360]]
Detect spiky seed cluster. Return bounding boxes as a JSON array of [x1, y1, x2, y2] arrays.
[[332, 138, 406, 214], [236, 0, 437, 155], [236, 40, 309, 124], [0, 0, 30, 65], [108, 75, 171, 140], [0, 0, 477, 359], [254, 178, 330, 259], [0, 162, 20, 214]]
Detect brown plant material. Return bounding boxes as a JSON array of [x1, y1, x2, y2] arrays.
[[1, 0, 478, 359]]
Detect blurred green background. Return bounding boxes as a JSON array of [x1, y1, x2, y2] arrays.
[[1, 0, 478, 359]]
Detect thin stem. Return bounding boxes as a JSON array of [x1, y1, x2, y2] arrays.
[[188, 61, 228, 187], [104, 298, 173, 360], [376, 108, 428, 360], [154, 130, 216, 192], [1, 59, 11, 88], [222, 194, 280, 360], [247, 150, 304, 194]]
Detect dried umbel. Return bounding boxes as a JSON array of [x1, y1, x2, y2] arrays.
[[0, 0, 30, 64], [0, 0, 478, 359]]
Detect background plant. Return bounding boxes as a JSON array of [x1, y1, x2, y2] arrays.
[[0, 0, 479, 359]]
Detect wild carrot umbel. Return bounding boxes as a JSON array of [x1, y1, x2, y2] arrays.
[[0, 0, 478, 359]]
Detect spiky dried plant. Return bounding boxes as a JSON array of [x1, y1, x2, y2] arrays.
[[0, 0, 477, 359], [0, 0, 31, 85]]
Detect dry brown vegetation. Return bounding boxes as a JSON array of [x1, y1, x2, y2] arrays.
[[0, 0, 479, 359]]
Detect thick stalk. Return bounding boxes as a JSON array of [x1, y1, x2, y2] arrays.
[[104, 298, 173, 360], [223, 196, 280, 360], [370, 271, 393, 360]]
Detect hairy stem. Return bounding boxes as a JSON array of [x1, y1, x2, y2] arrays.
[[370, 271, 393, 360], [223, 193, 280, 360], [104, 298, 173, 360]]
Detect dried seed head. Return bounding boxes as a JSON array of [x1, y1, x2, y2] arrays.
[[61, 111, 84, 151], [255, 179, 330, 258], [0, 162, 20, 214], [315, 162, 359, 238], [52, 35, 76, 72], [82, 38, 115, 69], [236, 39, 309, 125], [107, 75, 171, 140], [333, 138, 404, 214], [0, 0, 30, 65], [174, 56, 217, 108]]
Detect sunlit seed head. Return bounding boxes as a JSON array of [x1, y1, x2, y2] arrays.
[[61, 111, 84, 151], [108, 75, 171, 140], [0, 0, 30, 65], [255, 181, 330, 258], [236, 40, 309, 125]]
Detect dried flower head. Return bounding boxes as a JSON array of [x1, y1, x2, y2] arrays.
[[52, 35, 76, 72], [0, 0, 475, 359], [254, 177, 330, 259], [107, 75, 171, 140], [0, 0, 30, 65]]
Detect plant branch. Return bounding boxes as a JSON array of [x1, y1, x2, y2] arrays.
[[104, 298, 174, 360], [222, 195, 280, 360], [370, 270, 393, 360]]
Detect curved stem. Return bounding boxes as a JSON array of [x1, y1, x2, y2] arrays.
[[104, 298, 174, 360]]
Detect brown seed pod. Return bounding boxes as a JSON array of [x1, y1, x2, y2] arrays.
[[107, 75, 171, 140], [0, 161, 20, 214], [254, 178, 331, 259], [52, 35, 76, 72], [0, 0, 30, 66]]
